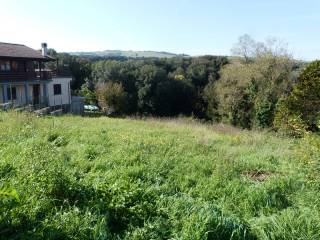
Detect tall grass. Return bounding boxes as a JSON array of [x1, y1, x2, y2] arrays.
[[0, 111, 319, 239]]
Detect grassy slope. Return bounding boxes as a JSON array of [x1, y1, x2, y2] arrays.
[[0, 112, 320, 239]]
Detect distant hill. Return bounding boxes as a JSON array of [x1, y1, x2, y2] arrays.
[[69, 50, 189, 59]]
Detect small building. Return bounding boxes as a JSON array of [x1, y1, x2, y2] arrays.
[[0, 42, 72, 110]]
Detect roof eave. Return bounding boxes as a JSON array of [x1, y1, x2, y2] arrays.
[[0, 55, 56, 62]]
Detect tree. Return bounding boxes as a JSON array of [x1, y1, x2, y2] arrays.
[[186, 56, 228, 118], [68, 58, 92, 90], [274, 60, 320, 133], [209, 62, 256, 128], [136, 65, 167, 114], [90, 56, 227, 117], [96, 82, 127, 115], [231, 34, 259, 63], [207, 35, 296, 128], [154, 79, 195, 116], [78, 83, 97, 105], [231, 34, 291, 64]]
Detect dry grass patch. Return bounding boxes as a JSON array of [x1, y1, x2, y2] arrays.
[[242, 170, 276, 182]]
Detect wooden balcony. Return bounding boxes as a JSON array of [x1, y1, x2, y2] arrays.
[[0, 70, 52, 82]]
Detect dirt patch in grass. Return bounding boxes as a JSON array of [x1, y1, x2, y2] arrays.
[[242, 170, 274, 182]]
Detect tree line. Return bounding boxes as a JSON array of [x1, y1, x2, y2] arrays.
[[57, 54, 228, 118], [49, 35, 320, 136]]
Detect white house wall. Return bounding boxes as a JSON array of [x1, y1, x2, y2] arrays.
[[15, 85, 26, 106], [1, 84, 26, 106], [47, 77, 72, 107]]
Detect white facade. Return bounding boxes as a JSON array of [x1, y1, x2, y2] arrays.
[[0, 82, 47, 107], [47, 77, 72, 107], [11, 84, 27, 106], [0, 78, 72, 108]]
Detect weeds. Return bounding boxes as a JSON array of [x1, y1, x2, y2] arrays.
[[0, 112, 318, 239]]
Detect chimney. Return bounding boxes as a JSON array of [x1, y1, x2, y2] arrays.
[[41, 42, 48, 56]]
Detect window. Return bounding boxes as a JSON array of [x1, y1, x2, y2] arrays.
[[11, 61, 18, 71], [7, 87, 17, 101], [0, 60, 11, 71], [53, 84, 62, 95]]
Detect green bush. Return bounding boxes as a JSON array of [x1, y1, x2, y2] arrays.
[[274, 60, 320, 134], [273, 101, 307, 137], [96, 82, 127, 115], [254, 100, 275, 128]]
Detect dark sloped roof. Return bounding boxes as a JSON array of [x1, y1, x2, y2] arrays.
[[0, 42, 55, 61]]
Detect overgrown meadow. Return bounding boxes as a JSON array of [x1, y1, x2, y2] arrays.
[[1, 112, 320, 239]]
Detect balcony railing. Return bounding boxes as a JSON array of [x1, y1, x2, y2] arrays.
[[0, 70, 52, 82], [35, 70, 52, 80]]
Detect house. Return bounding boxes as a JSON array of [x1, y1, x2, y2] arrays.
[[0, 42, 72, 110]]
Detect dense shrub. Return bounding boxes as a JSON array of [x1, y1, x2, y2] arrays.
[[78, 83, 97, 105], [254, 99, 275, 128], [96, 82, 127, 115], [273, 100, 308, 137], [274, 60, 320, 135], [205, 36, 299, 129], [206, 63, 256, 128]]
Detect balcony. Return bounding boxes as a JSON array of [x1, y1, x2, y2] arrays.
[[0, 70, 52, 82], [35, 70, 52, 80]]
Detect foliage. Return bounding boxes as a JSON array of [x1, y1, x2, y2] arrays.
[[46, 35, 309, 130], [154, 78, 195, 116], [203, 83, 220, 121], [274, 60, 320, 134], [78, 83, 97, 105], [273, 100, 308, 137], [96, 82, 127, 115], [254, 100, 275, 128], [90, 56, 228, 117], [205, 35, 298, 129], [136, 64, 167, 114], [206, 62, 256, 128]]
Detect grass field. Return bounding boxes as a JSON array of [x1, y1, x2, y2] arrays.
[[1, 112, 320, 239]]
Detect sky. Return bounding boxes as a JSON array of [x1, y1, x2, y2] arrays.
[[1, 0, 320, 60]]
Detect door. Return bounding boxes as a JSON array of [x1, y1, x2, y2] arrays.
[[32, 84, 40, 105]]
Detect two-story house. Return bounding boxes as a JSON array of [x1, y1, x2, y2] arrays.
[[0, 42, 72, 109]]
